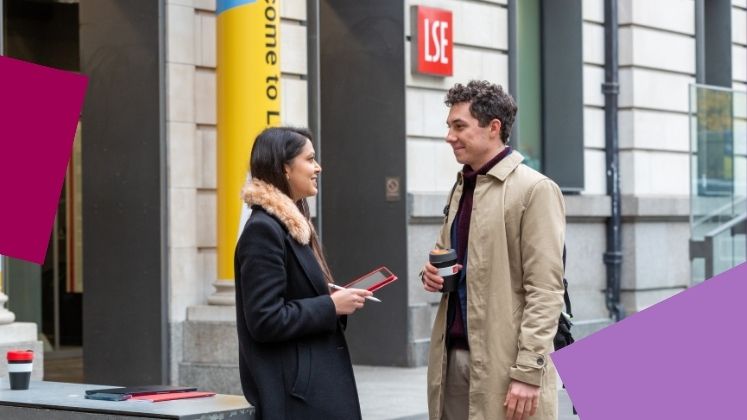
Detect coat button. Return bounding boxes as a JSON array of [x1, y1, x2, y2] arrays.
[[537, 358, 544, 366]]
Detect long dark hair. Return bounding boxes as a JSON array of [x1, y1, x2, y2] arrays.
[[249, 127, 334, 283]]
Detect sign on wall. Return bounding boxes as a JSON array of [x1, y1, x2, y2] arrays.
[[411, 5, 453, 77]]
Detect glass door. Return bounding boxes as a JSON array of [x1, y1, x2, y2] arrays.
[[689, 85, 747, 283]]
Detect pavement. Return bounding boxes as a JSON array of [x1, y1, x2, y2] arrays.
[[354, 365, 578, 420]]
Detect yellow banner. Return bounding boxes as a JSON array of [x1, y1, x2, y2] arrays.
[[217, 0, 281, 281]]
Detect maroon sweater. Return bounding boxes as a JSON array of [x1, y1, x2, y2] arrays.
[[448, 147, 512, 350]]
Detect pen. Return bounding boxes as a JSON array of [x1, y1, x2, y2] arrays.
[[328, 283, 382, 303]]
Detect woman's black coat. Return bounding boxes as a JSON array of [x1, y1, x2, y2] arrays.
[[234, 203, 362, 420]]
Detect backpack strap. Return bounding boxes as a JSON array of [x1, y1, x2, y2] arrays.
[[562, 245, 573, 318], [442, 176, 460, 218]]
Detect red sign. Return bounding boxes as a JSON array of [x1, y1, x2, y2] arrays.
[[413, 6, 453, 76]]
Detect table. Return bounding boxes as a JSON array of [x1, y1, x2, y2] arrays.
[[0, 380, 254, 419]]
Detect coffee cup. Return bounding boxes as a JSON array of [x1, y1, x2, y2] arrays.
[[429, 249, 460, 293], [7, 350, 33, 390]]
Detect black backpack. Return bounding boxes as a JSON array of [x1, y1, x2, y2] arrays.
[[554, 247, 575, 351], [442, 180, 575, 351]]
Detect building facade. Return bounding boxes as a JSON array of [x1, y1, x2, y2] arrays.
[[0, 0, 744, 392]]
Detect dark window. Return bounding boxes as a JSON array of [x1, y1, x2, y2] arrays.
[[510, 0, 585, 192]]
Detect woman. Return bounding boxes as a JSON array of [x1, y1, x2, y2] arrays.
[[234, 127, 372, 420]]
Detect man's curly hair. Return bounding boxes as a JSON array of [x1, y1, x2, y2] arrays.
[[444, 80, 517, 144]]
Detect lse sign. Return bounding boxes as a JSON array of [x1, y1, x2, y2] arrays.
[[411, 6, 453, 76]]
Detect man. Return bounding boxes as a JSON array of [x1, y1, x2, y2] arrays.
[[422, 80, 566, 420]]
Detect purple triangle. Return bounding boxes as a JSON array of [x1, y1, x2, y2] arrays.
[[552, 262, 747, 419], [0, 56, 88, 264]]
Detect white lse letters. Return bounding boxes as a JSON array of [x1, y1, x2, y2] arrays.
[[424, 19, 448, 64]]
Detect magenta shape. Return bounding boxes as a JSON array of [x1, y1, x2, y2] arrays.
[[0, 56, 88, 264], [552, 262, 747, 420]]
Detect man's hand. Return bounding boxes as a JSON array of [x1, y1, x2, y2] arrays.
[[421, 262, 463, 292], [421, 262, 444, 292], [504, 380, 540, 420]]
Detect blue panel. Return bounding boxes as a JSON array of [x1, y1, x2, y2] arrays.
[[217, 0, 256, 15]]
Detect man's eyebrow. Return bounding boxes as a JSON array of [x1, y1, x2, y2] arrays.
[[447, 118, 465, 126]]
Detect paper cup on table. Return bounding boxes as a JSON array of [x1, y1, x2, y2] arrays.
[[7, 350, 33, 390]]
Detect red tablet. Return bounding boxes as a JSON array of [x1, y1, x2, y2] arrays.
[[343, 266, 397, 292]]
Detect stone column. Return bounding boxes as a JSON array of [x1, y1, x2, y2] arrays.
[[207, 280, 235, 306], [0, 292, 15, 325], [211, 0, 282, 307]]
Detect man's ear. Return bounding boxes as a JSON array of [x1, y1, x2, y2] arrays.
[[489, 118, 502, 140]]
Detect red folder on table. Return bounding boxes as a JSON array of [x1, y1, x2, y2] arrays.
[[130, 391, 216, 402]]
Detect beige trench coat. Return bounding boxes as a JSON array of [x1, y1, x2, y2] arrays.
[[427, 151, 566, 420]]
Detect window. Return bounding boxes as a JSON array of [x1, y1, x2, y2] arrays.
[[509, 0, 585, 192]]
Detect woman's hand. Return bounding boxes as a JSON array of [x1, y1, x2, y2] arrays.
[[330, 287, 373, 315]]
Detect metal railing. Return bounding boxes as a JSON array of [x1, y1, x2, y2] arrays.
[[690, 212, 747, 280], [691, 196, 746, 230]]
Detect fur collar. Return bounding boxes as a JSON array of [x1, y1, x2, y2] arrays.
[[242, 179, 311, 245]]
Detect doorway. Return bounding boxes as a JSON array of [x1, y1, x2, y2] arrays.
[[2, 0, 83, 383]]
